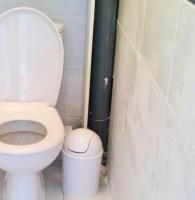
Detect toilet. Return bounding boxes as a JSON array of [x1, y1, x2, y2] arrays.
[[0, 7, 65, 200]]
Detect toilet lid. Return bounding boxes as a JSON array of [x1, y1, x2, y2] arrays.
[[0, 7, 64, 106]]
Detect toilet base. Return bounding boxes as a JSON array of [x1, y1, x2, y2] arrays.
[[3, 172, 45, 200]]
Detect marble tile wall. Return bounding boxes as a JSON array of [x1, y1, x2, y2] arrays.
[[0, 0, 88, 125], [108, 0, 195, 199]]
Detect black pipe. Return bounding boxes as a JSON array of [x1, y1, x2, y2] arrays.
[[189, 0, 195, 4], [88, 0, 118, 164]]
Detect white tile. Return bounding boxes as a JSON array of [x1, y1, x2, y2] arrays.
[[56, 69, 83, 118], [0, 1, 20, 13], [168, 1, 195, 143], [56, 68, 84, 118], [64, 126, 73, 134], [46, 161, 112, 200], [0, 161, 111, 200], [57, 15, 87, 69], [62, 117, 81, 127], [0, 0, 88, 17], [141, 0, 181, 94], [44, 161, 64, 200], [0, 169, 4, 200], [63, 179, 112, 200]]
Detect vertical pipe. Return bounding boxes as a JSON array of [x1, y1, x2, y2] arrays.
[[88, 0, 118, 164]]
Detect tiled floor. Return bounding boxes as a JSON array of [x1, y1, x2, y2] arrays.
[[0, 160, 111, 200], [45, 161, 112, 200]]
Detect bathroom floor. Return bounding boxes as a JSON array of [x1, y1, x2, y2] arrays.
[[0, 160, 111, 200], [45, 160, 112, 200]]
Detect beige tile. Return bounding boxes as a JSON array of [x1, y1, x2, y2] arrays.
[[118, 0, 145, 48], [109, 1, 195, 200], [141, 0, 181, 94], [168, 1, 195, 142], [130, 60, 166, 171], [109, 24, 164, 200], [110, 24, 138, 153], [146, 106, 195, 200], [108, 24, 138, 200]]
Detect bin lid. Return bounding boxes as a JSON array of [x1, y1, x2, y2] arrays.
[[64, 128, 103, 158]]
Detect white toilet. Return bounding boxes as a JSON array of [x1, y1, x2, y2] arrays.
[[0, 7, 65, 200]]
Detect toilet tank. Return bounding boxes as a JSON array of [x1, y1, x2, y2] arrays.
[[0, 8, 64, 106], [53, 20, 64, 39]]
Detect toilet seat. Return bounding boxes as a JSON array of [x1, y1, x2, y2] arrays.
[[0, 102, 64, 155]]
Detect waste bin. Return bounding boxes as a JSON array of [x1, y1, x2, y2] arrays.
[[62, 128, 103, 198]]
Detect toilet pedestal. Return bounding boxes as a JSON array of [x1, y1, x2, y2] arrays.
[[3, 172, 45, 200]]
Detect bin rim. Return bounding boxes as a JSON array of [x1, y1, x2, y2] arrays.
[[62, 148, 103, 160]]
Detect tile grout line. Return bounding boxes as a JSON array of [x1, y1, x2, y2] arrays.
[[117, 20, 195, 149], [166, 0, 183, 99], [117, 21, 169, 104]]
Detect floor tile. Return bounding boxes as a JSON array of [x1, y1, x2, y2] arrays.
[[0, 160, 111, 200]]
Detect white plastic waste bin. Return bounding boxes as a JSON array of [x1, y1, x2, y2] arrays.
[[62, 128, 103, 198]]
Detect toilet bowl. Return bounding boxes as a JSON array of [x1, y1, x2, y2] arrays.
[[0, 103, 64, 200], [0, 7, 65, 200]]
